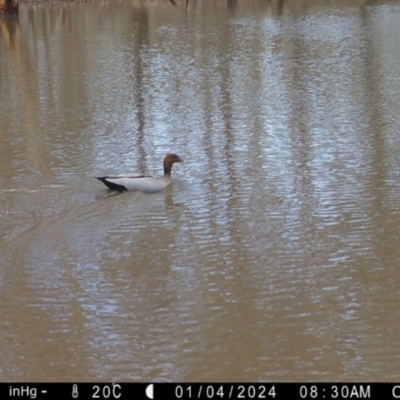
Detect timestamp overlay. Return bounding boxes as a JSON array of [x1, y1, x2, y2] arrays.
[[1, 383, 400, 400]]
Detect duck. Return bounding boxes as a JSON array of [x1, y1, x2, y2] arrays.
[[95, 153, 183, 193]]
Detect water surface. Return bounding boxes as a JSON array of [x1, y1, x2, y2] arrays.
[[1, 0, 400, 381]]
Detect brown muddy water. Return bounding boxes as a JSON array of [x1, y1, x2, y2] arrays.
[[1, 0, 400, 382]]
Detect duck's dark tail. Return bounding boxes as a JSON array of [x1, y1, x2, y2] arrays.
[[95, 177, 127, 192]]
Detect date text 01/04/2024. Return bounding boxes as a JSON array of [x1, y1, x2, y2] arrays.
[[175, 385, 275, 399]]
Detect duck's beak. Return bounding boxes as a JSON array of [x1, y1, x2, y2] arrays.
[[177, 156, 183, 162]]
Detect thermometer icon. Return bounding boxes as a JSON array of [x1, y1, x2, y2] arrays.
[[72, 384, 79, 398]]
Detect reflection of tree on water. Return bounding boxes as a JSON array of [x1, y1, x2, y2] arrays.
[[0, 9, 19, 49], [227, 0, 238, 15], [131, 4, 149, 172], [1, 5, 52, 172], [0, 0, 18, 14]]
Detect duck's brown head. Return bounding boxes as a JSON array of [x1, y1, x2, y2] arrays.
[[163, 153, 183, 175]]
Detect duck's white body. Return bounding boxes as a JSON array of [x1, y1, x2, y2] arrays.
[[96, 153, 182, 193], [97, 173, 171, 193]]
